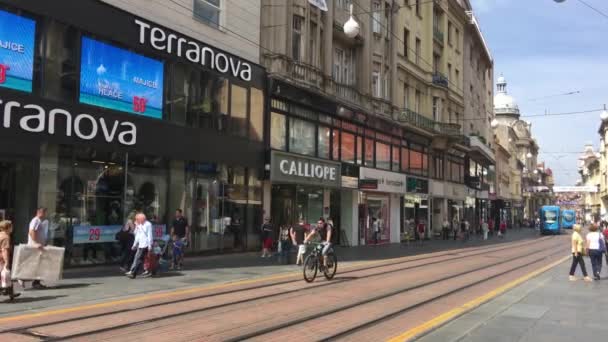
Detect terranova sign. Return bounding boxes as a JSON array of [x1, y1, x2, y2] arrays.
[[359, 167, 406, 194], [271, 151, 341, 188]]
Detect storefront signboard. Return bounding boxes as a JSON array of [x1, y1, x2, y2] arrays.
[[359, 179, 378, 190], [406, 177, 429, 194], [359, 167, 406, 194], [73, 223, 166, 244], [0, 10, 36, 93], [270, 151, 341, 188], [341, 176, 359, 189]]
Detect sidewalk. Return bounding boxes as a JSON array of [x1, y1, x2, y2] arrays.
[[418, 252, 592, 342], [0, 228, 539, 317]]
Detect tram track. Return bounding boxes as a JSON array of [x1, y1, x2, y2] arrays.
[[16, 238, 563, 341], [2, 235, 550, 337]]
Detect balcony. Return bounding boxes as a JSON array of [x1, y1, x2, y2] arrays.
[[432, 72, 449, 88], [435, 122, 461, 136], [396, 109, 435, 133], [328, 80, 363, 108], [263, 54, 324, 90], [371, 98, 394, 118], [433, 26, 444, 44]]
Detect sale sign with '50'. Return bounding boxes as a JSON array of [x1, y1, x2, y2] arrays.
[[73, 225, 122, 244]]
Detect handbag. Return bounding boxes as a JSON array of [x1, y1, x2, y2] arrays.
[[599, 235, 606, 253]]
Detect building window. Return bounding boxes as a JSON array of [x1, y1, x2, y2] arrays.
[[230, 84, 248, 137], [392, 145, 400, 171], [433, 155, 444, 179], [416, 0, 421, 16], [357, 136, 363, 164], [447, 21, 452, 45], [410, 149, 423, 174], [289, 117, 316, 156], [403, 28, 409, 59], [373, 1, 382, 34], [447, 63, 452, 79], [292, 15, 304, 62], [401, 146, 410, 171], [415, 38, 421, 65], [403, 84, 409, 109], [333, 47, 355, 85], [336, 0, 352, 10], [455, 69, 459, 82], [376, 142, 390, 170], [432, 97, 439, 121], [383, 70, 389, 100], [372, 71, 381, 98], [332, 129, 340, 160], [415, 90, 421, 114], [309, 22, 318, 67], [193, 0, 221, 29], [341, 131, 356, 163], [270, 112, 286, 150], [250, 88, 264, 142], [365, 138, 375, 167], [455, 28, 460, 50], [318, 126, 331, 159]]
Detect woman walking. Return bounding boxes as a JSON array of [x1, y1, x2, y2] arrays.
[[0, 221, 20, 300], [586, 224, 605, 280], [570, 224, 592, 282]]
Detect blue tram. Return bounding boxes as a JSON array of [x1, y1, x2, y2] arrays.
[[561, 209, 576, 229], [539, 206, 561, 235]]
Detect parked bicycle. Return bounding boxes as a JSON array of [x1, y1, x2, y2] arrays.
[[303, 242, 337, 283]]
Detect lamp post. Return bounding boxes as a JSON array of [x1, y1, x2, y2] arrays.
[[343, 4, 360, 38]]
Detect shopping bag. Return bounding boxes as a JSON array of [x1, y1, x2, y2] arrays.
[[12, 244, 64, 282], [1, 267, 10, 288]]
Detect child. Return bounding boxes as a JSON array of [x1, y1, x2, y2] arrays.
[[0, 221, 19, 300], [171, 235, 184, 270]]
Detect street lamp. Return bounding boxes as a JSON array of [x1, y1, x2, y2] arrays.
[[490, 118, 499, 128], [343, 4, 360, 38], [600, 104, 608, 120], [526, 152, 533, 158]]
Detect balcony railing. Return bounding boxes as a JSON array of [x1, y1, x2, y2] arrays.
[[433, 26, 444, 43], [396, 109, 436, 133], [435, 122, 461, 136], [264, 54, 324, 90], [432, 71, 449, 88], [329, 80, 363, 107], [371, 98, 394, 117]]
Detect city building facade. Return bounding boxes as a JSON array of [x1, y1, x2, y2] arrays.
[[0, 0, 267, 265]]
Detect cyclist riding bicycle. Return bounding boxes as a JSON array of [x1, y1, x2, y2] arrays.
[[305, 217, 333, 268]]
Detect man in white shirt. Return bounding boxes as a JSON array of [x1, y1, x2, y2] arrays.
[[24, 208, 48, 289], [126, 213, 154, 279]]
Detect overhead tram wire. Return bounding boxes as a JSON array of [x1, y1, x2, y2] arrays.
[[576, 0, 608, 20]]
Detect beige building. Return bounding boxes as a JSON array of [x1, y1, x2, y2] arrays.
[[260, 0, 493, 243], [579, 143, 601, 222]]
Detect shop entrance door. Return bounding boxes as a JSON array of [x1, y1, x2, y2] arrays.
[[0, 159, 35, 243]]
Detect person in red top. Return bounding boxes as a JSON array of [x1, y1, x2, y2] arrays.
[[499, 221, 507, 238], [602, 227, 608, 265], [488, 219, 495, 237], [417, 220, 426, 246]]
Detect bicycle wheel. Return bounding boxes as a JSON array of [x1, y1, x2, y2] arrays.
[[303, 254, 318, 283], [323, 252, 338, 280]]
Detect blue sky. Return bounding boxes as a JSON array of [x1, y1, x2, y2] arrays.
[[471, 0, 608, 186]]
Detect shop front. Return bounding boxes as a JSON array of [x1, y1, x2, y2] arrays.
[[268, 151, 341, 237], [404, 177, 430, 239], [358, 167, 404, 245], [0, 0, 266, 265]]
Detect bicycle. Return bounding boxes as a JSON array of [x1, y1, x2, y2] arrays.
[[303, 242, 337, 283]]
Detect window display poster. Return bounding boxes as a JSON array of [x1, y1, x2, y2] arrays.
[[73, 225, 122, 244], [79, 37, 164, 119], [0, 10, 36, 92]]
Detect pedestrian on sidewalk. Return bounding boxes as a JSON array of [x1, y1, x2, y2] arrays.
[[602, 226, 608, 266], [291, 219, 306, 266], [586, 224, 605, 280], [170, 234, 184, 270], [488, 218, 495, 237], [570, 224, 592, 282], [260, 217, 273, 258], [417, 220, 426, 246], [452, 217, 459, 241], [0, 221, 20, 300], [441, 217, 450, 240], [373, 218, 380, 245], [278, 225, 291, 264], [170, 209, 190, 265], [21, 208, 48, 289], [126, 213, 153, 279], [482, 220, 489, 241], [116, 219, 135, 273], [498, 221, 506, 238]]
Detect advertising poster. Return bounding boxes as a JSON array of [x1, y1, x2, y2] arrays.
[[73, 225, 123, 244], [79, 37, 164, 119], [0, 10, 36, 92]]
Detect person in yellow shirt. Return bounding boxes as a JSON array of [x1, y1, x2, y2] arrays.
[[569, 224, 592, 282]]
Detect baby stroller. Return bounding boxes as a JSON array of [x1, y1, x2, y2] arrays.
[[145, 235, 171, 276]]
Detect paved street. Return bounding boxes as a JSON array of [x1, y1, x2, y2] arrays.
[[418, 251, 603, 342], [0, 229, 568, 341]]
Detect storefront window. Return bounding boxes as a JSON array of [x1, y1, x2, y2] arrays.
[[365, 138, 374, 167], [410, 150, 423, 174], [230, 84, 248, 137], [270, 112, 286, 150], [318, 126, 331, 159], [249, 88, 264, 141], [433, 155, 444, 179], [289, 117, 316, 156], [332, 129, 340, 160], [376, 142, 390, 170], [401, 147, 410, 172], [341, 131, 356, 163], [392, 146, 400, 171], [357, 136, 363, 165]]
